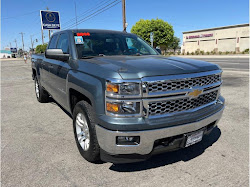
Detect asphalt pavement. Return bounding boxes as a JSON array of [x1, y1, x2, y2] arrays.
[[1, 58, 249, 187], [181, 56, 249, 71]]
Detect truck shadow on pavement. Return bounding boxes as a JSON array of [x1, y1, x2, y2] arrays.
[[48, 98, 222, 172], [109, 127, 221, 172]]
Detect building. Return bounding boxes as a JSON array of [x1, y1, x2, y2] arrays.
[[0, 50, 12, 58], [181, 23, 249, 54]]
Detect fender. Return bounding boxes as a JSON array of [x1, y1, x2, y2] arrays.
[[67, 70, 105, 116], [31, 58, 42, 81]]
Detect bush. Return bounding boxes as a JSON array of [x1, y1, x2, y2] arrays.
[[225, 51, 230, 54], [211, 51, 215, 55], [200, 50, 204, 55], [233, 51, 236, 54], [219, 51, 222, 55], [177, 52, 181, 55], [187, 52, 190, 55], [195, 50, 200, 55], [191, 52, 194, 55], [35, 44, 48, 54], [244, 48, 249, 53], [206, 51, 210, 55]]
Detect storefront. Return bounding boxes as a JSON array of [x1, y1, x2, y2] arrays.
[[181, 23, 249, 54]]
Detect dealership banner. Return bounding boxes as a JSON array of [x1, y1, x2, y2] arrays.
[[40, 10, 60, 30]]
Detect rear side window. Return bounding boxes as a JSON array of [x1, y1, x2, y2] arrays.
[[56, 33, 69, 54], [48, 35, 58, 49]]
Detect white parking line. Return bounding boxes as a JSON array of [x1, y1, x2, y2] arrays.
[[223, 68, 249, 72]]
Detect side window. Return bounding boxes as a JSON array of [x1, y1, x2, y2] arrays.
[[126, 37, 148, 54], [48, 35, 58, 49], [56, 33, 69, 54]]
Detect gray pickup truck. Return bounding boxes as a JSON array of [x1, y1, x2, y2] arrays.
[[32, 29, 225, 163]]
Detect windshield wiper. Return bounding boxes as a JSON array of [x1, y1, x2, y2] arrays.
[[81, 56, 97, 59], [130, 53, 141, 56], [81, 54, 106, 59]]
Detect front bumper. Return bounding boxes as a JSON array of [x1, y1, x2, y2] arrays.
[[96, 103, 224, 157]]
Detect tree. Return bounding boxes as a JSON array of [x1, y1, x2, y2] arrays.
[[35, 44, 48, 54], [131, 18, 174, 48], [169, 36, 180, 52]]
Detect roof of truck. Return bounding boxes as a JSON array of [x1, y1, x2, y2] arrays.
[[57, 29, 134, 35]]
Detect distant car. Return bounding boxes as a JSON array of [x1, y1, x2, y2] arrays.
[[32, 29, 225, 163]]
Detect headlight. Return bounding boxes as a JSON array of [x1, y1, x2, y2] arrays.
[[105, 80, 142, 117], [106, 101, 141, 115], [106, 82, 141, 96]]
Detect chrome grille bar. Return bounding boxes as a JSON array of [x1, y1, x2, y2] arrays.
[[142, 70, 222, 118], [148, 90, 218, 116]]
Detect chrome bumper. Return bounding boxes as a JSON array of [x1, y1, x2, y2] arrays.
[[96, 106, 224, 155]]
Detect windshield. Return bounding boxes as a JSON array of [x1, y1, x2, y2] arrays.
[[74, 32, 158, 58]]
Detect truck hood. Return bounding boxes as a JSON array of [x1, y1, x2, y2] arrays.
[[83, 56, 220, 79]]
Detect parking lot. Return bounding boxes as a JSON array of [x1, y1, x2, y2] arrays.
[[1, 58, 249, 187]]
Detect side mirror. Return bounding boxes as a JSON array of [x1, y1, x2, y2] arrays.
[[155, 48, 162, 54], [45, 49, 69, 61]]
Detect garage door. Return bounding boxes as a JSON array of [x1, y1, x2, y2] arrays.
[[218, 39, 236, 52], [239, 37, 249, 52], [200, 40, 215, 52], [184, 42, 197, 53]]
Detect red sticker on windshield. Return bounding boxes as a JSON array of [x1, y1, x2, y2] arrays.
[[77, 32, 90, 36]]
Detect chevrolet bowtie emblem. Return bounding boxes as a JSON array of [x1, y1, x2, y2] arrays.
[[188, 89, 203, 98]]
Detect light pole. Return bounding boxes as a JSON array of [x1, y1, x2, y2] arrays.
[[19, 32, 25, 51]]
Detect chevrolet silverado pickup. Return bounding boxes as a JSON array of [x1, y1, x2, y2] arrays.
[[31, 29, 225, 163]]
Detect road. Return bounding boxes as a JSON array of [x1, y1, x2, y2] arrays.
[[1, 58, 249, 187], [181, 56, 249, 71]]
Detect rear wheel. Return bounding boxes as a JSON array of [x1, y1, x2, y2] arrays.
[[73, 101, 100, 163], [34, 77, 49, 103]]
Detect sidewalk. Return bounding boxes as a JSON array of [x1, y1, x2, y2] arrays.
[[0, 58, 24, 61], [171, 54, 249, 58]]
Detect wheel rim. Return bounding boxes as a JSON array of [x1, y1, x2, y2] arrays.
[[75, 113, 90, 151], [35, 80, 40, 98]]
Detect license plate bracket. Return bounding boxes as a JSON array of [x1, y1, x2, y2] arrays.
[[185, 130, 204, 147]]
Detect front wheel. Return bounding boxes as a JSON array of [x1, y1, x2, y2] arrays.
[[73, 101, 100, 163]]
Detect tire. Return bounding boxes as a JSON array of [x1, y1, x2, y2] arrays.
[[73, 101, 100, 163], [34, 77, 50, 103]]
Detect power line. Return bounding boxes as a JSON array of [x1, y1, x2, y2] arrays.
[[1, 10, 39, 20], [12, 0, 121, 48], [64, 0, 121, 30], [63, 0, 114, 27]]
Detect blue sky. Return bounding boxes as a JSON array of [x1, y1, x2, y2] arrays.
[[1, 0, 249, 50]]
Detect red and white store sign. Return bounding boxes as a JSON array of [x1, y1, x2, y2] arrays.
[[186, 33, 213, 39]]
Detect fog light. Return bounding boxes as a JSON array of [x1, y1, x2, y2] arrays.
[[116, 136, 140, 145]]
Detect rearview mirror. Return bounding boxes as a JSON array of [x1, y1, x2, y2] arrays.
[[155, 48, 162, 54], [45, 49, 69, 61]]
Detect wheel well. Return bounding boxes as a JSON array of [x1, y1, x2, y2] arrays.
[[69, 89, 92, 113], [32, 69, 36, 79]]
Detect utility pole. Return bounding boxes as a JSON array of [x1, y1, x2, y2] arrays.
[[19, 32, 25, 51], [30, 35, 34, 52], [122, 0, 127, 32], [40, 10, 44, 44], [74, 1, 78, 29], [14, 39, 18, 49], [46, 7, 51, 40]]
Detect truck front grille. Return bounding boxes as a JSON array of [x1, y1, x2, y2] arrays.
[[148, 90, 218, 116], [148, 74, 220, 93]]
